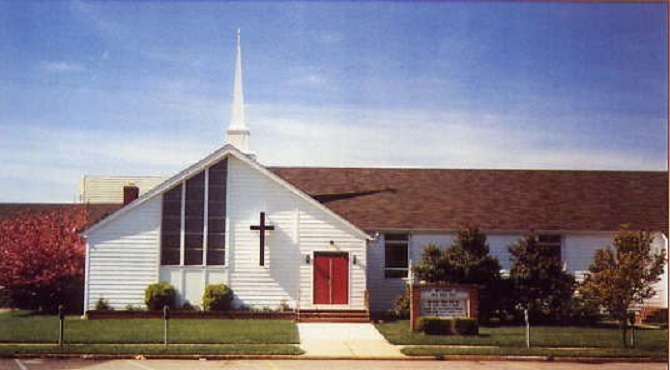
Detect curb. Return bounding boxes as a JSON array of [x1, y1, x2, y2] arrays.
[[3, 353, 667, 363]]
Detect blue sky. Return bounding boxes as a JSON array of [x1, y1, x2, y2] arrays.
[[0, 1, 667, 202]]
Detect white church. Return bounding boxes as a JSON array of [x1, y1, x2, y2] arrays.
[[80, 31, 668, 318]]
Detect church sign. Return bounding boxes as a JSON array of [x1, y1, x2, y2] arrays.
[[409, 284, 479, 331]]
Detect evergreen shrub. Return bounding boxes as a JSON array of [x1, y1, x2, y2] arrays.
[[144, 282, 177, 310], [202, 284, 234, 311]]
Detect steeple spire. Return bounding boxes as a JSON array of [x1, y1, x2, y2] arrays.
[[226, 28, 252, 155]]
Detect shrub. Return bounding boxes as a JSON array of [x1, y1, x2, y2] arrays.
[[145, 282, 177, 310], [417, 317, 451, 335], [386, 290, 410, 320], [202, 284, 233, 311], [95, 297, 113, 311], [452, 318, 479, 335], [417, 317, 479, 335]]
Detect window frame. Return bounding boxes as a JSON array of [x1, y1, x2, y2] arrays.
[[384, 233, 410, 279], [536, 233, 563, 263], [160, 159, 227, 267]]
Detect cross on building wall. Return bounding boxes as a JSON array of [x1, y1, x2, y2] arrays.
[[250, 212, 274, 266]]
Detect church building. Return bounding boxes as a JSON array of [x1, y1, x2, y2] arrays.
[[80, 31, 669, 317]]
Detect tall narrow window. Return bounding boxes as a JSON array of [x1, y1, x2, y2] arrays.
[[184, 172, 205, 265], [385, 233, 409, 278], [207, 159, 227, 265], [160, 160, 228, 266], [161, 184, 182, 265]]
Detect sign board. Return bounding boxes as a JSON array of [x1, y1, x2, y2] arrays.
[[419, 288, 470, 318], [409, 284, 479, 331]]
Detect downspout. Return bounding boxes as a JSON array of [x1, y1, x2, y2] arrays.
[[82, 239, 90, 318]]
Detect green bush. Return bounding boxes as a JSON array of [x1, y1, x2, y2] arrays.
[[452, 318, 479, 335], [417, 317, 479, 335], [386, 290, 410, 320], [202, 284, 234, 311], [144, 282, 177, 310], [95, 297, 113, 311], [417, 317, 450, 335]]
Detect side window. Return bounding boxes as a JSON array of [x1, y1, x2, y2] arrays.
[[384, 233, 409, 278], [537, 234, 562, 262]]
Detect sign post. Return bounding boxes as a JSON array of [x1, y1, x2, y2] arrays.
[[58, 305, 65, 347], [524, 309, 530, 348], [163, 305, 170, 347]]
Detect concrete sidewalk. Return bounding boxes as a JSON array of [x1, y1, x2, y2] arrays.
[[297, 323, 404, 358]]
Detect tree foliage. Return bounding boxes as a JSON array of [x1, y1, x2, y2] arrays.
[[580, 229, 666, 347], [0, 207, 89, 313], [509, 233, 575, 323], [412, 226, 502, 320], [413, 226, 501, 284]]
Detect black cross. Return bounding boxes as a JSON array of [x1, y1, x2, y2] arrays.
[[250, 212, 274, 266]]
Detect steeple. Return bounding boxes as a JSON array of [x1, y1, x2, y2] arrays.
[[226, 29, 252, 155]]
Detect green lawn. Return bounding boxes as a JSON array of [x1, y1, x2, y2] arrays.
[[377, 320, 668, 350], [0, 344, 303, 357], [0, 311, 298, 344]]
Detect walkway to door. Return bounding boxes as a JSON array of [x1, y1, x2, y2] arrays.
[[297, 323, 404, 358]]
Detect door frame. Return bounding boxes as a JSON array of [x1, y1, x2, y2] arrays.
[[311, 251, 351, 307]]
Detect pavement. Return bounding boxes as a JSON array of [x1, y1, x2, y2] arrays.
[[297, 323, 404, 358], [2, 359, 667, 370]]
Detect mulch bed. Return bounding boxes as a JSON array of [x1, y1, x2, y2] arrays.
[[86, 310, 296, 320]]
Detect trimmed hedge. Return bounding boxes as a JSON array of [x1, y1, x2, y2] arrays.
[[417, 317, 479, 335], [202, 284, 234, 311], [145, 282, 177, 310]]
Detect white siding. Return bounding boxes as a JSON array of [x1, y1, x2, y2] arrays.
[[158, 267, 227, 307], [85, 197, 161, 310], [79, 176, 168, 204], [228, 157, 367, 310], [367, 230, 670, 313]]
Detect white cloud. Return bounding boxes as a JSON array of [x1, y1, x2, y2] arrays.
[[41, 61, 85, 73], [0, 102, 664, 202]]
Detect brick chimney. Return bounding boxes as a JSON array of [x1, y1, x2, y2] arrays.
[[123, 185, 139, 206]]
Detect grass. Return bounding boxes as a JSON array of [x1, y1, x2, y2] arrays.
[[0, 344, 303, 357], [0, 311, 298, 344], [401, 346, 667, 359], [377, 320, 668, 350]]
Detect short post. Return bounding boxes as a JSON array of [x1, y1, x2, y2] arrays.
[[58, 305, 65, 347], [163, 305, 170, 347], [524, 309, 530, 349], [629, 312, 636, 348]]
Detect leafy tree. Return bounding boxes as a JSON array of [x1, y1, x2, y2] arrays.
[[0, 207, 89, 313], [580, 229, 666, 347], [509, 233, 575, 323], [412, 226, 502, 321]]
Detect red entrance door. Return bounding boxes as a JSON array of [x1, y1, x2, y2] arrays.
[[313, 253, 349, 305]]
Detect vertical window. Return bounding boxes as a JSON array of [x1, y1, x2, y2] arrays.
[[184, 172, 205, 265], [160, 184, 182, 265], [537, 234, 562, 262], [160, 159, 227, 266], [384, 233, 409, 278], [207, 159, 227, 265]]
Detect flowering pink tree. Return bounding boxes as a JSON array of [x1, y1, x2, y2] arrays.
[[0, 207, 88, 313]]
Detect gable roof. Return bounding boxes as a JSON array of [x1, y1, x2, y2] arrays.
[[269, 167, 668, 234], [82, 145, 370, 240]]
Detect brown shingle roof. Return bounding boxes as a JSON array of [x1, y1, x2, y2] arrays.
[[0, 203, 121, 229], [269, 168, 668, 233]]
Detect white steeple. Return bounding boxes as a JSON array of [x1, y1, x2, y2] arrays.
[[226, 29, 252, 155]]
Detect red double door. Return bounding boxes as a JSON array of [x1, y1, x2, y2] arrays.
[[313, 252, 349, 305]]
